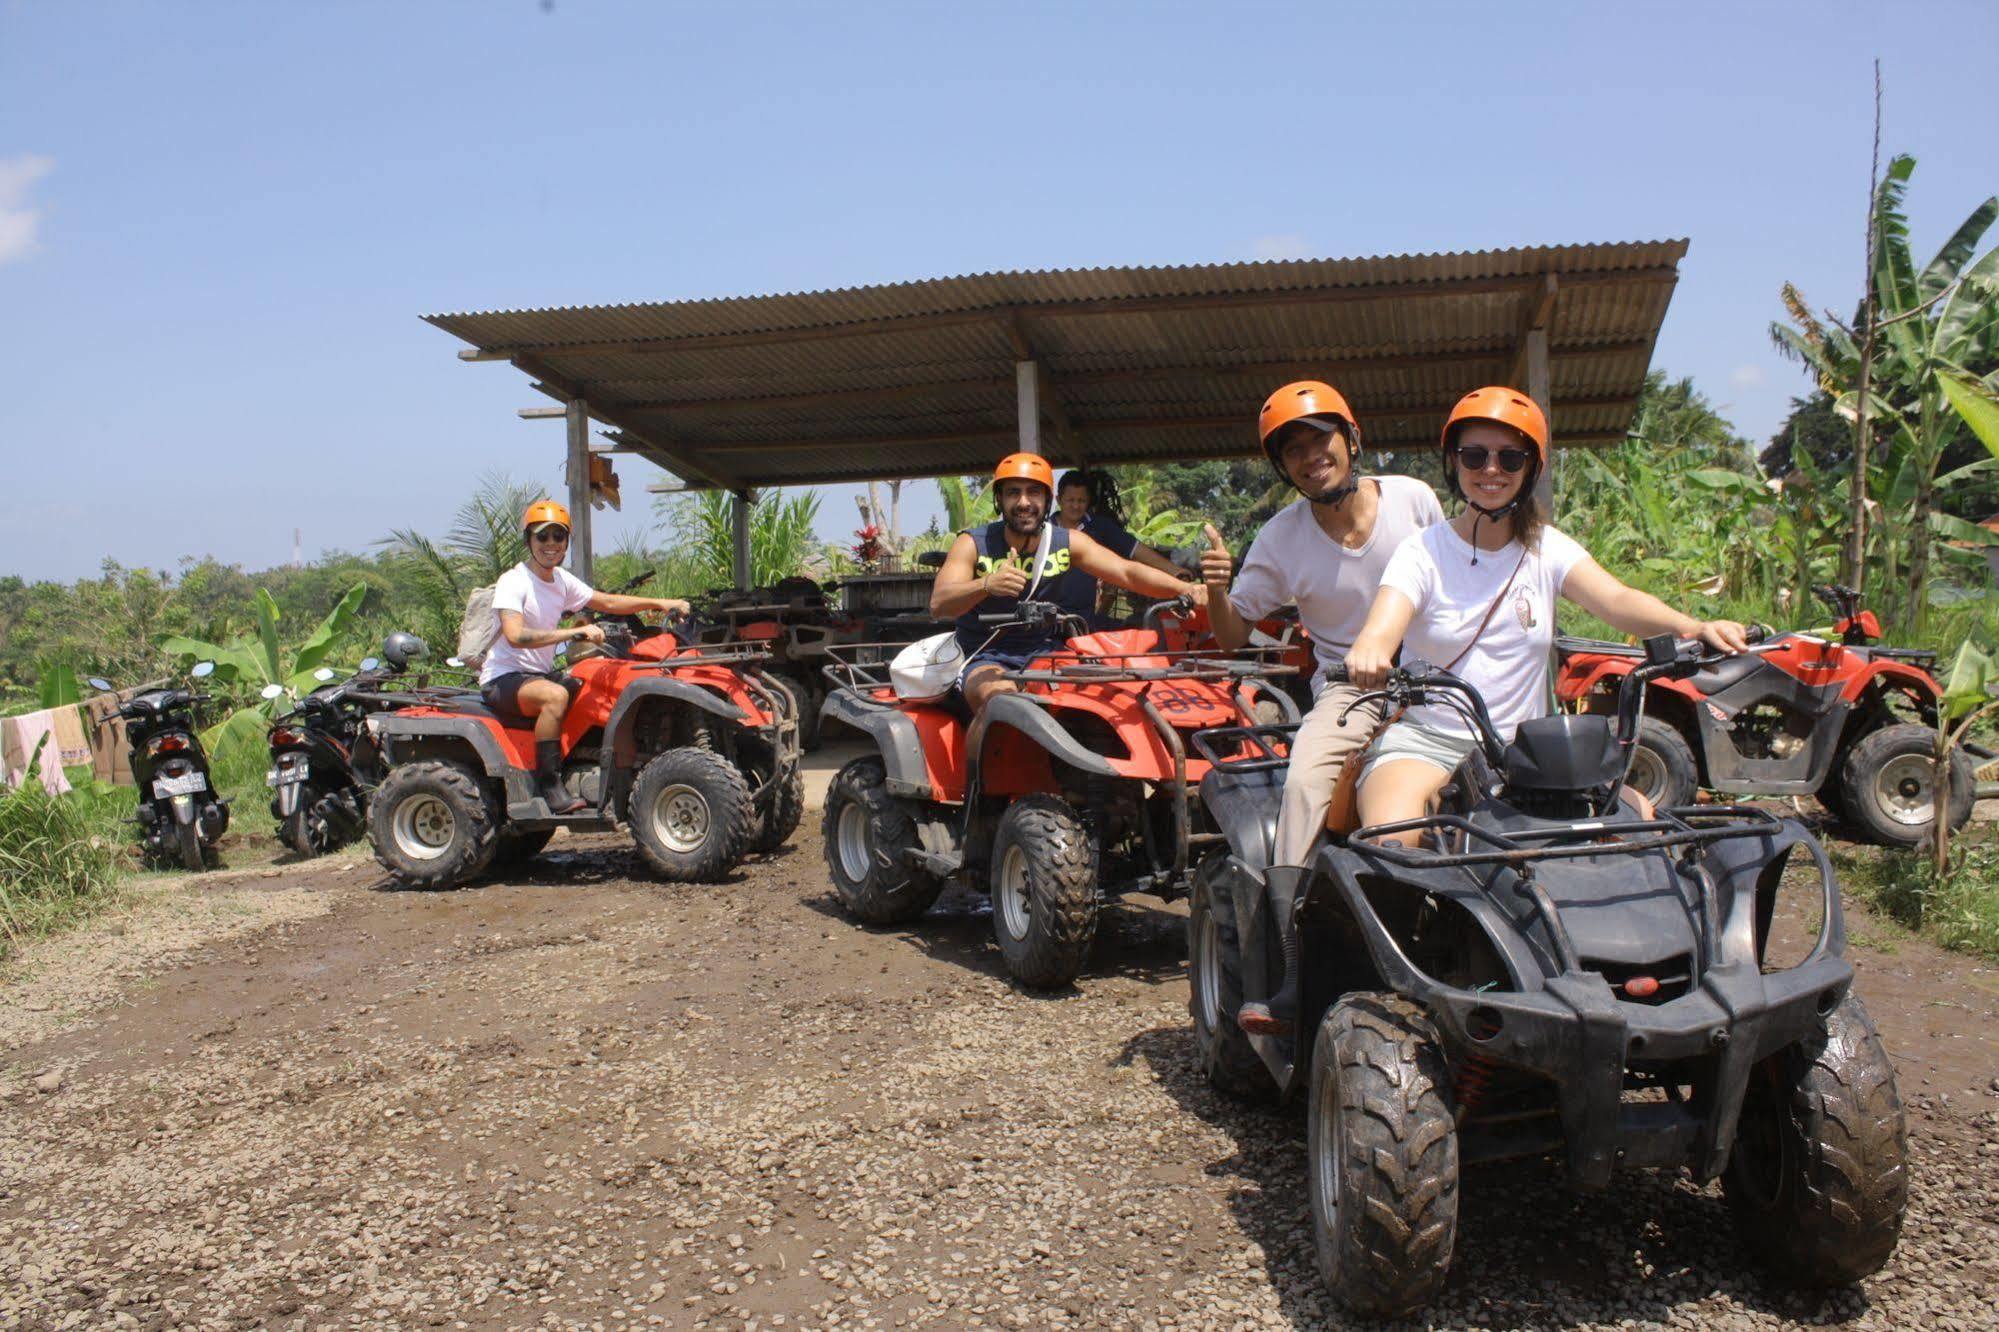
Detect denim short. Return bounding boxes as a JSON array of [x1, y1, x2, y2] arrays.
[[1357, 718, 1479, 783], [956, 648, 1038, 691]]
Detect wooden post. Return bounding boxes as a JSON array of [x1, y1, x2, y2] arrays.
[[566, 397, 593, 583], [732, 491, 752, 592], [1015, 360, 1043, 456], [1525, 328, 1554, 513]]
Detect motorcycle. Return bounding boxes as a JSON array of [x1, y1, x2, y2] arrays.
[[1555, 583, 1989, 847], [262, 632, 447, 859], [87, 662, 229, 871]]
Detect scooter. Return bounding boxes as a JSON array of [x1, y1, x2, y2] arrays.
[[262, 632, 444, 858], [87, 662, 229, 871]]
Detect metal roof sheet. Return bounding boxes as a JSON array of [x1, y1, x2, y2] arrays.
[[425, 242, 1687, 491]]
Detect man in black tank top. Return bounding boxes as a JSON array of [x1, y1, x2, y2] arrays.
[[929, 453, 1208, 717]]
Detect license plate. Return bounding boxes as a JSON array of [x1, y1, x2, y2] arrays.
[[266, 758, 310, 786], [154, 771, 208, 798]]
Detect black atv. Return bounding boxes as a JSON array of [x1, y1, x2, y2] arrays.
[[1187, 635, 1908, 1316]]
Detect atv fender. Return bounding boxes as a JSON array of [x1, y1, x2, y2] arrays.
[[377, 716, 536, 805], [821, 689, 937, 800], [973, 692, 1119, 782], [1197, 764, 1282, 874]]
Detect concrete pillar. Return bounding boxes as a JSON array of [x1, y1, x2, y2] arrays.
[[1525, 328, 1554, 513], [1015, 361, 1042, 456]]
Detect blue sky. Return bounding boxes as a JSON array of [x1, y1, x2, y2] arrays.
[[3, 0, 1995, 583]]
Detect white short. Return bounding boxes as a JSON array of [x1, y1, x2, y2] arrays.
[[1357, 718, 1479, 784]]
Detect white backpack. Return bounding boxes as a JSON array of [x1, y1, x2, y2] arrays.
[[455, 584, 499, 671], [890, 522, 1052, 701]]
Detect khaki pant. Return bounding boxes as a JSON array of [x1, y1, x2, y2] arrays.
[[1273, 682, 1385, 867]]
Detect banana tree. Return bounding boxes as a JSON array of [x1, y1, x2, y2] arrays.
[[1933, 639, 1999, 872], [934, 475, 995, 532], [1772, 153, 1999, 631]]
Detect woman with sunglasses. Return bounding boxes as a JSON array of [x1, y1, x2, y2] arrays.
[[1345, 387, 1749, 841], [481, 499, 691, 813]]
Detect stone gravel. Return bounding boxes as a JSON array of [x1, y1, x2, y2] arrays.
[[1, 830, 1993, 1331]]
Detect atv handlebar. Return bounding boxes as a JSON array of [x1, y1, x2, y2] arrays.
[[1140, 593, 1198, 636], [976, 599, 1091, 638]]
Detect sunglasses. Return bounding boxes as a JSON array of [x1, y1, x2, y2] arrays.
[[1454, 446, 1531, 474], [530, 527, 571, 544]]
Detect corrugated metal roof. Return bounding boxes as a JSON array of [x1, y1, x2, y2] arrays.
[[424, 242, 1687, 491]]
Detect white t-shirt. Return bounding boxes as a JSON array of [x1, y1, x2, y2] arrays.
[[1228, 476, 1446, 693], [1378, 523, 1590, 742], [480, 563, 596, 684]]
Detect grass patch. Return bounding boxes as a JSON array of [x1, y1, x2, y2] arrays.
[[1833, 833, 1999, 962], [0, 764, 131, 958]]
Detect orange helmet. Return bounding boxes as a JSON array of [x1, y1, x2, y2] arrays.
[[991, 452, 1054, 498], [1258, 380, 1357, 453], [521, 499, 573, 532], [1441, 387, 1549, 467]]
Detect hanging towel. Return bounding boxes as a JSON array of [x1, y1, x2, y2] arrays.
[[1, 711, 73, 795], [50, 704, 91, 767]]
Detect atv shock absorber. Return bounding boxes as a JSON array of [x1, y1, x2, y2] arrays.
[[1454, 1052, 1498, 1121]]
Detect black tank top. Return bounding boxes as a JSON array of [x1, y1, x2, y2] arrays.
[[953, 521, 1089, 656]]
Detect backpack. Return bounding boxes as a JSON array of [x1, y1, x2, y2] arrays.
[[456, 584, 499, 670]]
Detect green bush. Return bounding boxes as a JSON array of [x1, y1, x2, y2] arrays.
[[1834, 836, 1999, 961], [0, 759, 127, 957]]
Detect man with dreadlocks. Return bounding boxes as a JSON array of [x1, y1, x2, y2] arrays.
[[1201, 380, 1445, 1036]]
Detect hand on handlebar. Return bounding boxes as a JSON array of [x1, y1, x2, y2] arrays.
[[1693, 618, 1752, 655], [1343, 636, 1396, 690], [570, 623, 607, 646]]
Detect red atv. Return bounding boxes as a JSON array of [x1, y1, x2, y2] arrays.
[[819, 598, 1298, 987], [1556, 583, 1981, 847], [365, 619, 800, 888]]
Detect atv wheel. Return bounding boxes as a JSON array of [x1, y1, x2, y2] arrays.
[[1308, 993, 1459, 1317], [1186, 862, 1277, 1098], [369, 761, 499, 889], [747, 760, 805, 855], [990, 795, 1099, 989], [1836, 723, 1974, 848], [1723, 994, 1908, 1285], [490, 827, 556, 868], [1626, 716, 1698, 811], [630, 747, 752, 882], [822, 758, 943, 923]]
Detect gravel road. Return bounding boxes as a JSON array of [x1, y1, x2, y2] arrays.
[[2, 825, 1995, 1331]]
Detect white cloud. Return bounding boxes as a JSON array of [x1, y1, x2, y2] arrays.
[[1250, 233, 1312, 261], [1729, 363, 1767, 389], [0, 154, 55, 266]]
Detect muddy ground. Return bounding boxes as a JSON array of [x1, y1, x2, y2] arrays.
[[2, 812, 1996, 1331]]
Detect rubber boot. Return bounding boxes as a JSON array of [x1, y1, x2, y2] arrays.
[[1237, 865, 1305, 1038], [536, 740, 585, 814]]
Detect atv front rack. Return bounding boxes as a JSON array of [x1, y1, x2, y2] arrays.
[[1350, 804, 1838, 978]]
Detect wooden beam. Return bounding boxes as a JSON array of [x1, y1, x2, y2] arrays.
[[517, 406, 567, 420], [565, 398, 593, 584], [462, 267, 1679, 361]]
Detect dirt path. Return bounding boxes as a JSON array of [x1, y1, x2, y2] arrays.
[[2, 831, 1995, 1332]]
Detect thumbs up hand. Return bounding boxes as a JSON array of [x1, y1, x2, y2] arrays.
[[1199, 523, 1233, 591]]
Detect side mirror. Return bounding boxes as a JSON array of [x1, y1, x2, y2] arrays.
[[446, 657, 466, 669], [314, 667, 337, 682], [260, 683, 286, 700], [360, 657, 381, 672], [87, 677, 114, 692], [917, 551, 948, 569], [191, 661, 216, 679]]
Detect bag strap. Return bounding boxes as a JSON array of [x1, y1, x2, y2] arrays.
[[1441, 546, 1529, 673], [1023, 518, 1055, 600]]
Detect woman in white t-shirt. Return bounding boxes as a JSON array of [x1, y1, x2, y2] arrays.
[[1345, 387, 1750, 841]]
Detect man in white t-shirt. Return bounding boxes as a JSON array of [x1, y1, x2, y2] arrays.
[[1201, 380, 1444, 1036], [480, 499, 691, 813]]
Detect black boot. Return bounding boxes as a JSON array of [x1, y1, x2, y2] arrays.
[[1238, 865, 1305, 1037], [536, 740, 585, 814]]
